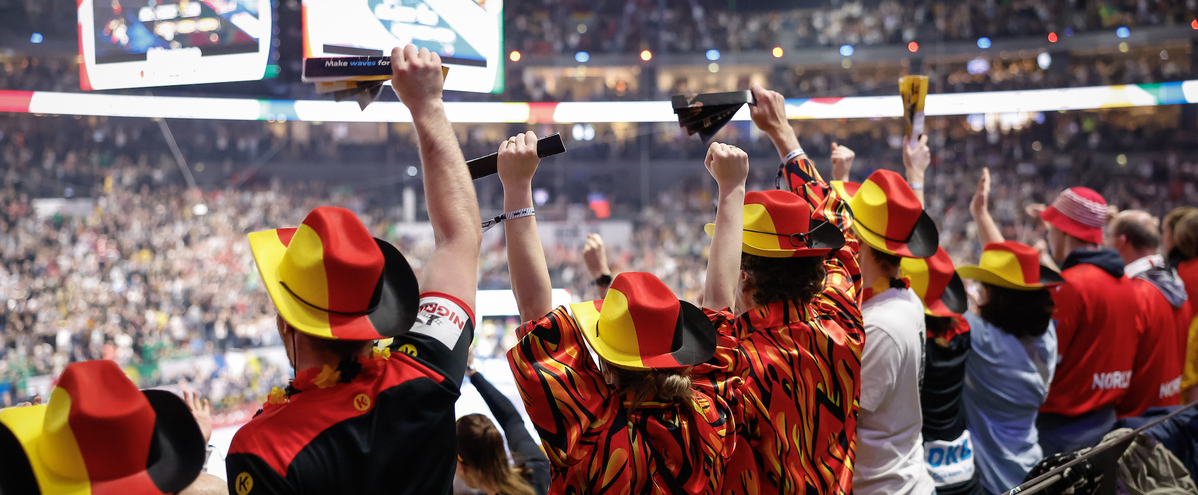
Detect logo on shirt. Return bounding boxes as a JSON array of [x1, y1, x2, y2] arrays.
[[1091, 370, 1133, 391], [926, 432, 975, 486], [397, 343, 417, 357], [418, 301, 467, 331], [235, 472, 253, 495], [353, 393, 372, 411], [1160, 376, 1182, 399]]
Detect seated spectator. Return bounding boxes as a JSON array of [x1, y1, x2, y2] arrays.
[[1032, 187, 1139, 456], [1107, 210, 1190, 418], [457, 351, 550, 495], [0, 360, 208, 494]]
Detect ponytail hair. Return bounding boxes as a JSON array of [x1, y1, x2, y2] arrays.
[[456, 414, 536, 495], [608, 365, 694, 412]]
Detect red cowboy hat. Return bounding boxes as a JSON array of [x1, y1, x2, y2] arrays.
[[570, 272, 716, 370], [902, 247, 967, 317], [1041, 187, 1107, 245], [705, 189, 845, 258], [248, 207, 421, 341], [0, 360, 206, 495], [957, 241, 1065, 290], [831, 169, 939, 258]]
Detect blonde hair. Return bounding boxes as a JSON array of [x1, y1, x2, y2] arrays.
[[608, 365, 695, 411]]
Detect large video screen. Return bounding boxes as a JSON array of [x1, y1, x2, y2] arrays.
[[302, 0, 504, 94], [78, 0, 273, 90]]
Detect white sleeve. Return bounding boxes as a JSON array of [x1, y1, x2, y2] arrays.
[[859, 327, 901, 413]]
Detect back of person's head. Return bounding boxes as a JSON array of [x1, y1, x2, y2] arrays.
[[740, 253, 827, 307], [1174, 210, 1198, 260], [1107, 210, 1160, 252], [868, 246, 903, 275], [925, 314, 956, 339], [979, 283, 1055, 339], [456, 415, 535, 495], [605, 363, 694, 412]]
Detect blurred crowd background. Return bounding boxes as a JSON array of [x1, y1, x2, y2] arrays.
[[0, 0, 1196, 416]]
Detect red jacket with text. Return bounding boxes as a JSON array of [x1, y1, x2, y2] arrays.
[[1116, 256, 1191, 418], [1040, 249, 1140, 417]]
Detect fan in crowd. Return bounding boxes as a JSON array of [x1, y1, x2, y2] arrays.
[[457, 349, 550, 495], [9, 49, 1198, 495], [223, 46, 483, 494]]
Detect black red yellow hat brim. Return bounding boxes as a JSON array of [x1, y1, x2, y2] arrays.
[[703, 220, 844, 258], [570, 299, 716, 371], [832, 180, 939, 258], [925, 272, 968, 317], [0, 391, 205, 495], [249, 230, 420, 341], [957, 264, 1064, 290]]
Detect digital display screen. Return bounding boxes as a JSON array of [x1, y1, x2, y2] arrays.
[[302, 0, 504, 94], [78, 0, 273, 90]]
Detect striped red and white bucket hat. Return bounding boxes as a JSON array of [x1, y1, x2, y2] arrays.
[[1041, 187, 1107, 245]]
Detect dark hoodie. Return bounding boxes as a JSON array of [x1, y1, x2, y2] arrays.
[[1060, 248, 1126, 277]]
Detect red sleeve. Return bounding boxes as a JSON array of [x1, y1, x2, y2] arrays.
[[783, 155, 864, 338], [506, 307, 612, 469], [1050, 280, 1083, 360]]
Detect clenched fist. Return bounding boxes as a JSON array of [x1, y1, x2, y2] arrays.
[[705, 142, 749, 191], [390, 45, 444, 116], [498, 131, 539, 188]]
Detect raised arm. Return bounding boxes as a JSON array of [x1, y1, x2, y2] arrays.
[[830, 142, 855, 183], [903, 135, 930, 206], [391, 45, 482, 311], [582, 234, 612, 299], [750, 83, 801, 163], [703, 142, 749, 311], [498, 131, 553, 321], [969, 168, 1005, 245]]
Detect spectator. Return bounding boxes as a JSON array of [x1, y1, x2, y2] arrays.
[[905, 249, 979, 495], [1166, 208, 1198, 402], [224, 46, 483, 494], [833, 168, 939, 495], [1107, 210, 1190, 418], [458, 352, 550, 495], [501, 132, 745, 493], [1033, 187, 1139, 456], [0, 360, 208, 494], [957, 240, 1061, 494], [697, 85, 864, 495]]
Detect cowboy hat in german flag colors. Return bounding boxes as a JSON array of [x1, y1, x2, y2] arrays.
[[0, 360, 206, 495], [570, 272, 717, 370], [831, 169, 939, 258], [248, 207, 420, 341], [902, 247, 968, 317], [703, 189, 845, 258], [957, 241, 1065, 290]]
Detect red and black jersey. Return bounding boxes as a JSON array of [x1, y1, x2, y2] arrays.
[[225, 293, 474, 495]]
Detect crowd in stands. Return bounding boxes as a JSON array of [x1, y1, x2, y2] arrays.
[[2, 104, 1197, 393], [506, 0, 1197, 56]]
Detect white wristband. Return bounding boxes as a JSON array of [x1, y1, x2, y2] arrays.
[[481, 207, 536, 232], [909, 182, 924, 191], [782, 148, 805, 163]]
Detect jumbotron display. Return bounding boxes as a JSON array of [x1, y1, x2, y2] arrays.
[[302, 0, 504, 94], [77, 0, 273, 90]]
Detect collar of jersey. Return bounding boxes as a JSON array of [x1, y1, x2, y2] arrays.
[[742, 297, 816, 331]]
